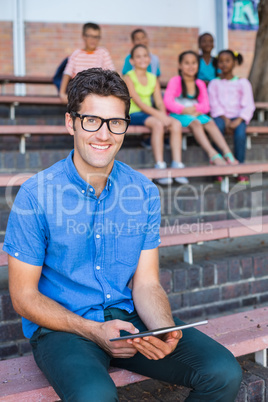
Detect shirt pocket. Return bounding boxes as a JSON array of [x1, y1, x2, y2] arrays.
[[115, 230, 144, 267]]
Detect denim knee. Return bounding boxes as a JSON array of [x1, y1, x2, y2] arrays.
[[197, 352, 242, 401], [64, 381, 118, 402]]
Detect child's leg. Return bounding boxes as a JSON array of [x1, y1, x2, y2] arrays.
[[189, 120, 226, 165], [204, 120, 235, 157], [167, 117, 182, 163], [213, 117, 226, 136], [144, 116, 165, 162], [233, 120, 247, 163]]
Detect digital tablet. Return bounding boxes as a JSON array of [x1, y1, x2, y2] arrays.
[[109, 320, 208, 341]]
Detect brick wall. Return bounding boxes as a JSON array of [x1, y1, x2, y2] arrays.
[[1, 250, 268, 359], [0, 22, 258, 93], [0, 22, 13, 74], [24, 23, 199, 94]]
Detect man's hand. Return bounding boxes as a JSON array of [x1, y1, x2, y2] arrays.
[[126, 330, 182, 360], [91, 319, 139, 358]]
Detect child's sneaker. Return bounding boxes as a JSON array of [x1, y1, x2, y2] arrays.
[[171, 161, 189, 184], [154, 161, 173, 185]]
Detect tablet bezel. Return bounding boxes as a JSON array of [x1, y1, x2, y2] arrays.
[[109, 320, 208, 341]]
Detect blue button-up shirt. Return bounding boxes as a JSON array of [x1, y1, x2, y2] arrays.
[[3, 150, 161, 338]]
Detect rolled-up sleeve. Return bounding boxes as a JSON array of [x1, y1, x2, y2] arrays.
[[3, 186, 48, 266]]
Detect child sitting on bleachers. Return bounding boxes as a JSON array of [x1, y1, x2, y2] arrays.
[[122, 29, 161, 78], [164, 50, 237, 166], [197, 33, 218, 85], [208, 50, 255, 183], [124, 44, 188, 185]]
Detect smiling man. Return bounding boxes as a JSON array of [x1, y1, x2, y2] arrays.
[[4, 68, 242, 402]]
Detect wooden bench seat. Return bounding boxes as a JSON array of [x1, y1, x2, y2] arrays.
[[1, 212, 268, 267], [0, 307, 267, 401], [0, 96, 63, 120], [0, 122, 267, 154], [1, 160, 268, 193]]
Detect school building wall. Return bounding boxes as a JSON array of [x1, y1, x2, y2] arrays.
[[0, 20, 256, 95]]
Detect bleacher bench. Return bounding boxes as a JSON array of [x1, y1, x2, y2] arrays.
[[2, 158, 268, 194], [0, 122, 267, 155], [0, 307, 267, 401]]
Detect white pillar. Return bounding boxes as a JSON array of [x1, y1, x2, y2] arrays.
[[13, 0, 26, 95], [215, 0, 228, 53]]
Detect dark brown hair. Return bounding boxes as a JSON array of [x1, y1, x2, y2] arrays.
[[178, 51, 200, 99], [67, 68, 131, 117]]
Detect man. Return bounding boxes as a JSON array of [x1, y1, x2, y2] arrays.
[[122, 28, 161, 77], [4, 68, 242, 402], [59, 22, 114, 102]]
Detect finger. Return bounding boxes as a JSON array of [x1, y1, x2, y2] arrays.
[[133, 337, 166, 359], [113, 320, 140, 335], [130, 339, 161, 360]]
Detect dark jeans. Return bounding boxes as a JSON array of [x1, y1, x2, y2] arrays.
[[214, 116, 247, 163], [30, 308, 242, 402]]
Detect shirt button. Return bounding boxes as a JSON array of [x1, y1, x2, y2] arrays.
[[106, 294, 111, 299], [98, 200, 100, 204], [81, 190, 85, 194], [96, 234, 100, 239], [96, 266, 100, 270], [15, 252, 19, 257], [89, 188, 93, 193]]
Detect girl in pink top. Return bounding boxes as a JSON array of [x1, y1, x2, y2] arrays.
[[164, 51, 237, 166], [208, 50, 255, 182]]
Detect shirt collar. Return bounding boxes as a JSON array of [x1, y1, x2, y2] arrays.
[[64, 150, 117, 196]]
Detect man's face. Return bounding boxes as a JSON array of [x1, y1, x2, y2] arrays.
[[133, 32, 148, 47], [66, 95, 126, 176], [83, 28, 101, 51]]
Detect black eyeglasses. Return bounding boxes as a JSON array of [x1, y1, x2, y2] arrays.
[[71, 112, 130, 135], [84, 34, 101, 40]]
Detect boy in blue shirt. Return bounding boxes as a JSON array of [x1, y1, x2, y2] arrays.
[[5, 68, 241, 402], [122, 28, 161, 77]]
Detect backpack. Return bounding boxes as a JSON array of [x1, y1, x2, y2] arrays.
[[53, 57, 68, 91]]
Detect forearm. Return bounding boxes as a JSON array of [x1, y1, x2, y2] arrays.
[[133, 283, 174, 330], [59, 74, 70, 99], [12, 288, 100, 340]]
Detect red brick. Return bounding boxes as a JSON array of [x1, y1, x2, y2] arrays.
[[221, 283, 250, 300], [160, 269, 172, 294], [0, 322, 24, 342]]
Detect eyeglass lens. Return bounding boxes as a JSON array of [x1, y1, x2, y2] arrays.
[[82, 116, 128, 134]]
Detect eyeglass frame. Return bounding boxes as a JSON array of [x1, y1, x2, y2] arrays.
[[70, 112, 131, 135], [83, 34, 101, 40]]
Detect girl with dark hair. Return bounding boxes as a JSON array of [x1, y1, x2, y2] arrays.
[[124, 44, 188, 185], [164, 51, 237, 166], [208, 50, 255, 183], [197, 33, 218, 84]]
